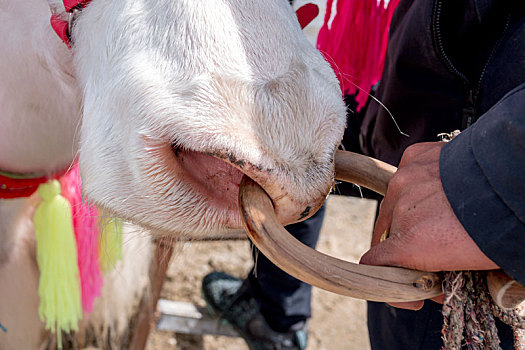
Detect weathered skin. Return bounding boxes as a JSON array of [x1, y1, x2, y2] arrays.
[[0, 0, 346, 348]]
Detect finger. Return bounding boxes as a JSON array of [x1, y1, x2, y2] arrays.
[[370, 168, 406, 247], [371, 200, 392, 247], [398, 143, 443, 168], [360, 233, 406, 269], [387, 300, 424, 310], [431, 295, 444, 305]]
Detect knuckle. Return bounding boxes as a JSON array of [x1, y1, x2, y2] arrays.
[[388, 170, 410, 192], [400, 142, 431, 166], [401, 144, 419, 162]]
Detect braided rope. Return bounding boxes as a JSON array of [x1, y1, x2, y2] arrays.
[[441, 271, 525, 350]]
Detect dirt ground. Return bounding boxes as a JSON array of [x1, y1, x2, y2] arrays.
[[147, 194, 377, 350]]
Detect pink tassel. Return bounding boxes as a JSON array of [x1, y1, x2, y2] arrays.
[[317, 0, 400, 111], [60, 164, 103, 315]]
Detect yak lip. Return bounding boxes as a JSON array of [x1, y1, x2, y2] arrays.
[[170, 144, 249, 228], [169, 144, 327, 229]]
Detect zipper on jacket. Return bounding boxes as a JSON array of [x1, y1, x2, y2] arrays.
[[431, 0, 511, 129], [472, 14, 511, 106], [462, 90, 476, 129]]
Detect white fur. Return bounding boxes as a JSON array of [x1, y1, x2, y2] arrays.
[[73, 0, 346, 235], [0, 1, 151, 348], [0, 0, 346, 348], [0, 0, 80, 174], [1, 0, 346, 235]]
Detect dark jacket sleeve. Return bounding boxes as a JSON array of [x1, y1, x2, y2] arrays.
[[440, 83, 525, 285]]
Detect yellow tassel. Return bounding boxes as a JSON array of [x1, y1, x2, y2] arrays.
[[98, 217, 123, 272], [33, 180, 82, 349]]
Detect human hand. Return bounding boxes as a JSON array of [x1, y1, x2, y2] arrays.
[[359, 142, 499, 310]]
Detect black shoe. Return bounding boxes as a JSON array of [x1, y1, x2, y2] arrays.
[[202, 271, 308, 350]]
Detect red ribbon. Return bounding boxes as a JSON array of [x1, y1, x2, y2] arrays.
[[50, 0, 91, 47], [296, 3, 319, 29]]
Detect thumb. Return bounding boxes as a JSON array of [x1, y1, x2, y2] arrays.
[[359, 235, 401, 268], [359, 236, 426, 310]]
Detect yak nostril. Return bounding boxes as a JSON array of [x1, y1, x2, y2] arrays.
[[171, 144, 183, 158], [298, 206, 311, 221]]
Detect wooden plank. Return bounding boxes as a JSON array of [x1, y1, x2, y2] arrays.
[[129, 233, 245, 349], [129, 237, 175, 350], [156, 299, 240, 338]]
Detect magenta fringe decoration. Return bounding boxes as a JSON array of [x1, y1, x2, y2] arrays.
[[60, 164, 103, 315], [316, 0, 400, 111]]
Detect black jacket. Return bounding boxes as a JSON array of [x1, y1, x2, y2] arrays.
[[359, 0, 525, 283]]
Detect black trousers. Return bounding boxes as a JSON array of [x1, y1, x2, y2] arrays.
[[247, 204, 326, 332], [368, 301, 515, 349]]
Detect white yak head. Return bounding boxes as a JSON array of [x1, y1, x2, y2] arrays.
[[64, 0, 346, 236]]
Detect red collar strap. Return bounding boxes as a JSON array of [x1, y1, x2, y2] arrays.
[[50, 0, 91, 48], [0, 170, 67, 199], [51, 2, 317, 48]]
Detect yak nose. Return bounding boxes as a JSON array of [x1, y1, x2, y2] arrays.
[[233, 156, 333, 226]]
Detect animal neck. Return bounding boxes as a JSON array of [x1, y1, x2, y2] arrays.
[[0, 0, 81, 176], [0, 0, 81, 254], [0, 198, 32, 264]]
